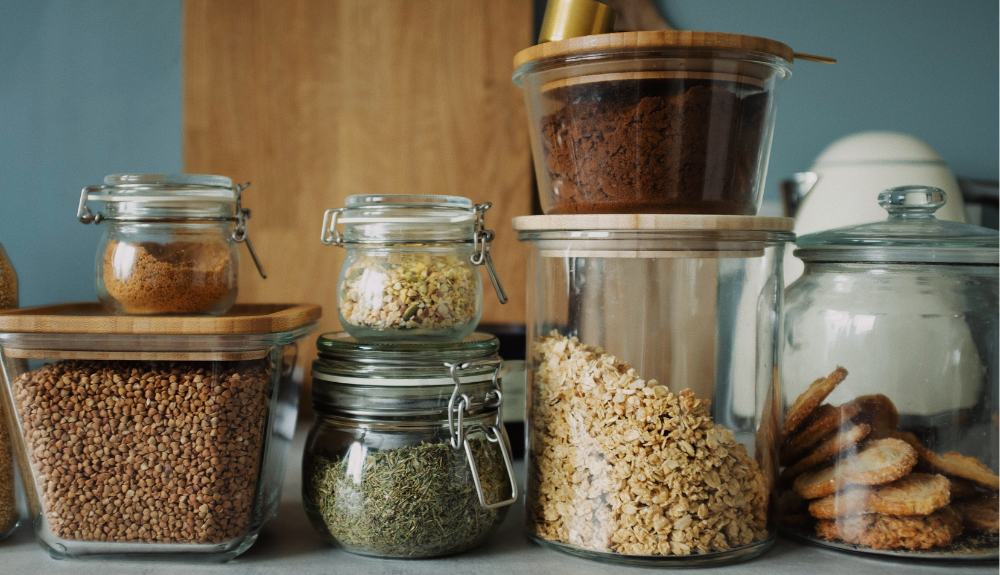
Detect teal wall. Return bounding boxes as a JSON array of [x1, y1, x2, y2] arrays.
[[0, 0, 182, 307], [656, 0, 999, 205], [0, 1, 996, 307]]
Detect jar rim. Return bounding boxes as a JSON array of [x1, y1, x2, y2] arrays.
[[315, 331, 499, 365]]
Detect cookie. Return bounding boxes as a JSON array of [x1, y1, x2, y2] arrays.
[[808, 473, 950, 518], [849, 394, 898, 440], [779, 423, 871, 482], [815, 506, 964, 550], [782, 401, 864, 465], [951, 494, 999, 533], [782, 367, 848, 440], [793, 438, 918, 500]]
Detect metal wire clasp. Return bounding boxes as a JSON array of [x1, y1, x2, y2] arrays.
[[320, 208, 345, 246], [232, 182, 267, 279], [471, 203, 508, 304], [445, 358, 518, 510], [77, 186, 107, 224]]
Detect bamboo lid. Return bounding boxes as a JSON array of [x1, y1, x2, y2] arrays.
[[513, 31, 794, 70], [512, 214, 794, 232], [0, 303, 322, 335]]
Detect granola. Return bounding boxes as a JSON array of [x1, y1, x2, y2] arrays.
[[338, 251, 477, 332], [528, 333, 769, 556]]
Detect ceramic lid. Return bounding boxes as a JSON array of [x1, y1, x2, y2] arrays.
[[794, 186, 999, 265]]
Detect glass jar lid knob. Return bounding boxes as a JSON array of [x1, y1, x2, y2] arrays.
[[878, 186, 947, 219]]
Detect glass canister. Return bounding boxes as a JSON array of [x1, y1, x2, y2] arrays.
[[320, 195, 507, 342], [302, 332, 517, 558], [78, 174, 268, 316], [0, 303, 320, 561], [0, 242, 17, 540], [512, 32, 794, 216], [779, 186, 999, 559], [514, 213, 793, 565]]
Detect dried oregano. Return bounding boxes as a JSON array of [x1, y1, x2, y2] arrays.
[[305, 438, 510, 557]]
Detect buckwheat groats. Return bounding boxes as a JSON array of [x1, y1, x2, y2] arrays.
[[11, 359, 270, 543], [529, 333, 768, 557]]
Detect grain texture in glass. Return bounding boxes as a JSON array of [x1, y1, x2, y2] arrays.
[[11, 359, 270, 543], [304, 439, 509, 558]]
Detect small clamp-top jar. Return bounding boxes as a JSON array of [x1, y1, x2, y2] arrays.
[[78, 174, 267, 316], [303, 332, 518, 558], [321, 194, 507, 342]]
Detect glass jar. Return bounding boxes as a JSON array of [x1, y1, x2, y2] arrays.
[[0, 242, 17, 540], [303, 332, 517, 558], [78, 174, 267, 316], [514, 213, 793, 565], [0, 303, 320, 561], [321, 195, 507, 342], [779, 187, 998, 559], [512, 32, 793, 216]]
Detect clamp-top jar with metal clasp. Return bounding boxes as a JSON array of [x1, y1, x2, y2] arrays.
[[302, 332, 518, 558], [321, 194, 507, 342], [78, 174, 267, 316]]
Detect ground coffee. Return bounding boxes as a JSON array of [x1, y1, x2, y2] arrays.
[[539, 79, 768, 215]]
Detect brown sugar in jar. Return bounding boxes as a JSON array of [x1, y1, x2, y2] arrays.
[[103, 240, 237, 315], [538, 78, 770, 215]]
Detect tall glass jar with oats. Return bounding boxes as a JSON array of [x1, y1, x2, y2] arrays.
[[321, 195, 507, 343], [514, 214, 793, 566]]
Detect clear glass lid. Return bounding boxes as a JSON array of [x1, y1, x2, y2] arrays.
[[794, 186, 999, 264], [78, 173, 243, 222], [315, 331, 498, 367], [340, 194, 475, 223]]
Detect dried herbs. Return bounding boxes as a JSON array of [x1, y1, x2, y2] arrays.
[[305, 438, 510, 557], [338, 251, 477, 333]]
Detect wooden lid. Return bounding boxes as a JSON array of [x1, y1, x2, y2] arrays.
[[513, 31, 794, 70], [512, 214, 794, 232], [0, 303, 322, 335]]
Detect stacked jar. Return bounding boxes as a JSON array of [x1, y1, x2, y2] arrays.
[[0, 174, 320, 561], [511, 20, 800, 566], [306, 194, 516, 557]]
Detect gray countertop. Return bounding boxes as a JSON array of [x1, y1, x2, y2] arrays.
[[2, 423, 996, 575]]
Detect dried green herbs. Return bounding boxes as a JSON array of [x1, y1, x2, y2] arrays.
[[305, 438, 510, 557]]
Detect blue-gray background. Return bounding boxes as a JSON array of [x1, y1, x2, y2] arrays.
[[1, 0, 996, 308]]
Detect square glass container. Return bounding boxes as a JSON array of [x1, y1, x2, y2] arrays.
[[0, 303, 320, 561]]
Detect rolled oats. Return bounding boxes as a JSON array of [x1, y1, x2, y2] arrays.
[[528, 333, 769, 556]]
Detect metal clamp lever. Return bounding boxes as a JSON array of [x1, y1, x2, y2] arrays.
[[320, 208, 345, 246], [445, 358, 517, 509], [472, 203, 508, 304], [231, 182, 267, 279]]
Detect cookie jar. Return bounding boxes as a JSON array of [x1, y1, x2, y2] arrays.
[[0, 303, 319, 561], [779, 186, 998, 558], [302, 332, 517, 557], [514, 213, 793, 565], [78, 174, 267, 316], [321, 194, 507, 343], [512, 32, 793, 215]]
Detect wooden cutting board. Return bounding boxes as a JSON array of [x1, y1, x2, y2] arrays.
[[183, 0, 535, 401]]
